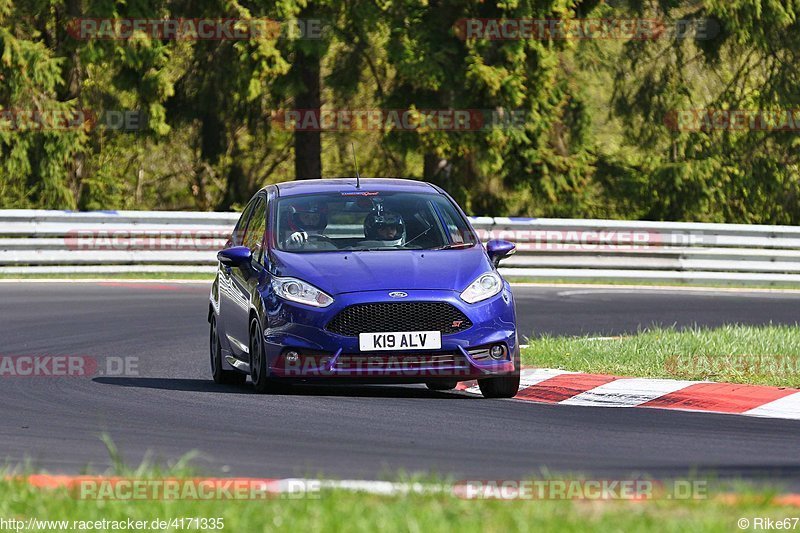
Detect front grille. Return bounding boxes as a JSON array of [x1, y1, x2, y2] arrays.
[[326, 302, 472, 337]]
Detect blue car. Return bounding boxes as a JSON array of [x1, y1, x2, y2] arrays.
[[208, 178, 520, 398]]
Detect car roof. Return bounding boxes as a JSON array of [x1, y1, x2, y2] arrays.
[[271, 178, 439, 197]]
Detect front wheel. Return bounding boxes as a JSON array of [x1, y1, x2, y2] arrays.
[[210, 317, 246, 386], [249, 317, 288, 394], [249, 318, 270, 393], [425, 380, 458, 391], [477, 372, 520, 399]]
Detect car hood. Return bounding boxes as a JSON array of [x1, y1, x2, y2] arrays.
[[270, 246, 492, 295]]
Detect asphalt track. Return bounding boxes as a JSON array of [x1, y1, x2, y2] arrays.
[[1, 282, 799, 486]]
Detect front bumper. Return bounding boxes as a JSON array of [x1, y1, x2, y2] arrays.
[[262, 287, 518, 381]]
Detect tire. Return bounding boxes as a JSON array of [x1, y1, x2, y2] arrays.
[[478, 370, 519, 398], [477, 372, 520, 398], [426, 380, 458, 391], [478, 348, 521, 398], [249, 317, 287, 394], [210, 316, 246, 386], [249, 317, 269, 393]]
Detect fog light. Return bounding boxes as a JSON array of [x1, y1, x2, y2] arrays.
[[285, 351, 300, 363], [489, 345, 506, 360]]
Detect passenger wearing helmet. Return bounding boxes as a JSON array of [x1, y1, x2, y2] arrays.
[[285, 200, 328, 247], [364, 211, 405, 246]]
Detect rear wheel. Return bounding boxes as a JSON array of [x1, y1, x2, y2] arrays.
[[210, 316, 246, 386], [425, 380, 458, 391]]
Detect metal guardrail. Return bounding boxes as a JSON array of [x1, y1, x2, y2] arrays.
[[2, 210, 800, 284]]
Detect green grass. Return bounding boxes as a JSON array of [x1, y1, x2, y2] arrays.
[[2, 475, 798, 532], [3, 441, 798, 531], [522, 325, 800, 387]]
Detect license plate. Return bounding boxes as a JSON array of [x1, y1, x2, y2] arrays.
[[359, 331, 441, 351]]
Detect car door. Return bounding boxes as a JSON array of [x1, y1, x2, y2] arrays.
[[227, 194, 268, 357], [218, 196, 258, 358]]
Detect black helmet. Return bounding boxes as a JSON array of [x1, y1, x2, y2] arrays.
[[364, 211, 405, 242], [289, 199, 328, 232]]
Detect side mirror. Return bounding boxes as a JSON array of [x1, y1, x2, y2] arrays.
[[217, 246, 252, 267], [486, 239, 516, 266]]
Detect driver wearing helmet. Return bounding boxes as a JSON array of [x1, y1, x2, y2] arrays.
[[285, 199, 328, 248], [364, 211, 405, 246]]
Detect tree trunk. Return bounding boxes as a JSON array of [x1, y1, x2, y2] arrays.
[[59, 0, 85, 208], [292, 45, 322, 180], [423, 152, 448, 184]]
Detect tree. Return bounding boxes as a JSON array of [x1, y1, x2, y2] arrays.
[[609, 0, 800, 223], [0, 0, 82, 208], [377, 0, 602, 216]]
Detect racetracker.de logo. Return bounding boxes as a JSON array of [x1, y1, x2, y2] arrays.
[[0, 356, 138, 377], [73, 478, 320, 500], [66, 18, 323, 40], [453, 18, 718, 41], [453, 479, 708, 500], [64, 229, 231, 251], [664, 354, 800, 377], [272, 355, 479, 378], [475, 229, 662, 251], [271, 109, 526, 132], [665, 109, 800, 132], [0, 109, 145, 132]]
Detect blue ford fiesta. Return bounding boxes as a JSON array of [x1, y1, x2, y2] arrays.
[[208, 178, 520, 398]]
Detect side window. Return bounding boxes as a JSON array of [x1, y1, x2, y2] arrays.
[[439, 210, 463, 243], [435, 198, 477, 245], [232, 199, 257, 246], [243, 198, 267, 263]]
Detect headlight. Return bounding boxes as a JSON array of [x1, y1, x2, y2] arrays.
[[460, 271, 503, 304], [271, 276, 334, 307]]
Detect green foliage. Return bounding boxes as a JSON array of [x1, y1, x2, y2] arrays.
[[608, 0, 800, 223], [0, 4, 80, 208], [1, 0, 798, 222]]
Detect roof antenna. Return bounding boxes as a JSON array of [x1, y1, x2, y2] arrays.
[[350, 142, 361, 189]]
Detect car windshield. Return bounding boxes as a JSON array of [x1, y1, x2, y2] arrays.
[[274, 191, 478, 253]]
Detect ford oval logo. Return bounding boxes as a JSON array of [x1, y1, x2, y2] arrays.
[[388, 291, 408, 298]]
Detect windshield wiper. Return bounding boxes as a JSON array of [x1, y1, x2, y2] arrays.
[[433, 242, 474, 250], [403, 225, 433, 247]]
